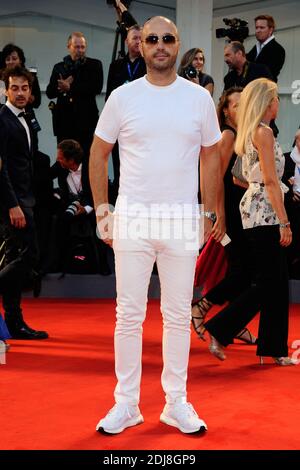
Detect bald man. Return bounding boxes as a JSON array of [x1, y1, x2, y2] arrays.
[[90, 16, 221, 435]]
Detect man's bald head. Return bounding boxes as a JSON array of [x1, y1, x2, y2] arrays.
[[142, 16, 179, 40]]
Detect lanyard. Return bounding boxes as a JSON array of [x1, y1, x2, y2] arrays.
[[127, 60, 140, 81]]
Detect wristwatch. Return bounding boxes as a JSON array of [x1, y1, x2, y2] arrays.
[[202, 211, 217, 223]]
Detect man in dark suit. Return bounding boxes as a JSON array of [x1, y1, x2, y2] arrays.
[[246, 15, 285, 82], [46, 32, 103, 159], [0, 66, 48, 339], [224, 41, 273, 90]]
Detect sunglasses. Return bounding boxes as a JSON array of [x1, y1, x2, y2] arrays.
[[143, 34, 177, 45]]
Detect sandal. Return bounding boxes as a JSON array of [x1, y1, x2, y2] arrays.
[[235, 328, 257, 345], [191, 297, 213, 341], [208, 335, 226, 361]]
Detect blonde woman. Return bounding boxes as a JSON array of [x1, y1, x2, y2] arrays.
[[205, 78, 297, 365], [178, 48, 214, 95]]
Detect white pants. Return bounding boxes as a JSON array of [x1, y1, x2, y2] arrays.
[[113, 217, 199, 405]]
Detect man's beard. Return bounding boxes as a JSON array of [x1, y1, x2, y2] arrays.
[[147, 54, 177, 72]]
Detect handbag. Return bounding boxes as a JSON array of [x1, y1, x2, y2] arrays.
[[231, 155, 247, 183]]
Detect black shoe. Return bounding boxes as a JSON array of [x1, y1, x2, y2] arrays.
[[8, 322, 48, 340]]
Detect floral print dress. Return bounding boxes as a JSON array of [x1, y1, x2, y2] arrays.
[[239, 132, 288, 229]]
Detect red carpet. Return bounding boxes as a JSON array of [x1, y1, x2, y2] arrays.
[[1, 299, 300, 450]]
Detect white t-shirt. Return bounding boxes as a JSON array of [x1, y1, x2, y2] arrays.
[[95, 75, 221, 217]]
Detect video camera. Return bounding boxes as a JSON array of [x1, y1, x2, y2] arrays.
[[216, 18, 249, 43]]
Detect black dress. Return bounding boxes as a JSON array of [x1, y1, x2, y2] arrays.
[[204, 124, 252, 306]]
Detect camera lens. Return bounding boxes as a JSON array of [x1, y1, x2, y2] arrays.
[[184, 65, 198, 80], [65, 201, 80, 217]]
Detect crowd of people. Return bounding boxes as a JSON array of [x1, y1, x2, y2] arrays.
[[0, 1, 299, 436]]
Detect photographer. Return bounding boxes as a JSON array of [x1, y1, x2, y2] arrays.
[[178, 48, 214, 95], [46, 32, 103, 160], [49, 140, 98, 273], [51, 140, 93, 216]]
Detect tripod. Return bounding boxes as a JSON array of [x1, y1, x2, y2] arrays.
[[111, 21, 128, 62]]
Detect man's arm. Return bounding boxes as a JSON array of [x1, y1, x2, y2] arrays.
[[46, 64, 60, 99], [200, 143, 222, 242], [0, 125, 26, 228], [270, 42, 285, 81], [89, 135, 115, 245]]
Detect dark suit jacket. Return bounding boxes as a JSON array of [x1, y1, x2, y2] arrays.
[[46, 56, 103, 141], [224, 60, 273, 90], [247, 38, 285, 82], [106, 55, 146, 100], [0, 105, 35, 210], [50, 161, 93, 208]]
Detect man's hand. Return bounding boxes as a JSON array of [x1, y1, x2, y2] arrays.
[[74, 204, 87, 216], [57, 74, 73, 93], [115, 0, 127, 13], [96, 209, 114, 247], [9, 206, 26, 229]]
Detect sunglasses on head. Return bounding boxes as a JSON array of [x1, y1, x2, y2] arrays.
[[144, 34, 177, 45]]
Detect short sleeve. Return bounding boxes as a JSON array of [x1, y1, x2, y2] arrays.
[[94, 90, 121, 144], [200, 73, 214, 87], [201, 94, 221, 147]]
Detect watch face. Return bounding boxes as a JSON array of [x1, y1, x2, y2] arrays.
[[204, 211, 216, 223]]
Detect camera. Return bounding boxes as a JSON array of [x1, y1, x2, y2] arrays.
[[183, 65, 198, 80], [216, 18, 249, 42], [65, 201, 80, 217]]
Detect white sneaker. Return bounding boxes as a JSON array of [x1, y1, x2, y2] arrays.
[[160, 398, 207, 434], [96, 403, 144, 434]]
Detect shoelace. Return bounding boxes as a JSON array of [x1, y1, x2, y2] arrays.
[[107, 404, 132, 420], [175, 402, 198, 419]]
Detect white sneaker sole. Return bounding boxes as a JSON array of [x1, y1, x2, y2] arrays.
[[160, 412, 207, 434], [96, 414, 144, 434]]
